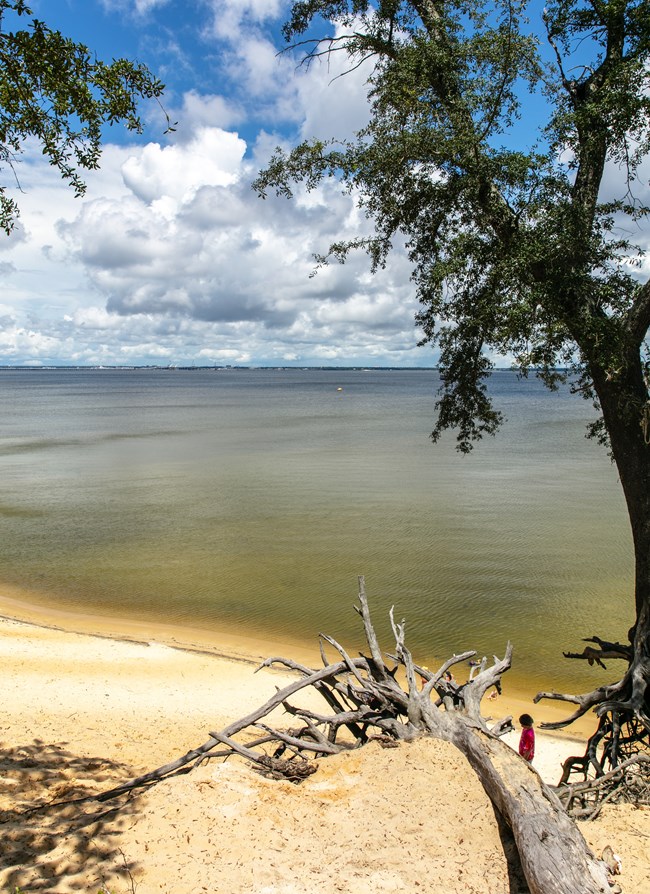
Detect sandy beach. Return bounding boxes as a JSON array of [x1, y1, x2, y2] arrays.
[[1, 605, 648, 893]]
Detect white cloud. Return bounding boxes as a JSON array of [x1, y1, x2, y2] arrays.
[[36, 118, 421, 367], [100, 0, 171, 15], [121, 127, 246, 209], [237, 35, 289, 100], [0, 321, 70, 359], [0, 6, 430, 368], [134, 0, 168, 11], [197, 6, 372, 141], [293, 24, 374, 142], [170, 91, 243, 134], [203, 0, 285, 41]]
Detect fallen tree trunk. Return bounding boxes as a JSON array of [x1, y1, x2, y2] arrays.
[[429, 718, 611, 893], [383, 598, 612, 894], [89, 576, 611, 894]]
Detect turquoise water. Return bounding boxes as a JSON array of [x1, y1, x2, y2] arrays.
[[0, 367, 633, 694]]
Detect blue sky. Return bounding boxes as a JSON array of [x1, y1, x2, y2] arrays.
[[0, 1, 648, 367]]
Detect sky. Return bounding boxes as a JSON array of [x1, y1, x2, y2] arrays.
[[0, 0, 648, 367]]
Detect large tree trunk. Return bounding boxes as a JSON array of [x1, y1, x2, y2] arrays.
[[534, 361, 650, 782], [386, 605, 612, 894], [434, 718, 612, 894], [399, 694, 611, 893], [594, 363, 650, 718]]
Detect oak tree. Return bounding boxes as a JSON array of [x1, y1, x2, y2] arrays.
[[0, 0, 166, 233], [254, 0, 650, 770]]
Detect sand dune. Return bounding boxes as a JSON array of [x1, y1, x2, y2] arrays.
[[0, 615, 648, 893]]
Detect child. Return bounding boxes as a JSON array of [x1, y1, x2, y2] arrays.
[[518, 713, 535, 762]]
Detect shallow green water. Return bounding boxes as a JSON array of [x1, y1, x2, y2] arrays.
[[0, 367, 633, 695]]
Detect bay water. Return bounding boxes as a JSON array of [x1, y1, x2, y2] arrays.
[[0, 367, 632, 696]]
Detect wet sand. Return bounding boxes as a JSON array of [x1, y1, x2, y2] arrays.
[[0, 584, 598, 737]]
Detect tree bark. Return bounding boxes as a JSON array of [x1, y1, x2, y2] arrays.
[[593, 362, 650, 630], [590, 363, 650, 728]]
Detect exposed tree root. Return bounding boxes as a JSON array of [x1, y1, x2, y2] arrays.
[[557, 754, 650, 820], [535, 628, 650, 819]]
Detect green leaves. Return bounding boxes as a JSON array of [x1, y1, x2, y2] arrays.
[[261, 1, 650, 449], [0, 0, 165, 233]]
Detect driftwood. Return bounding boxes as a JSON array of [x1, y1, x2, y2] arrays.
[[91, 577, 612, 894]]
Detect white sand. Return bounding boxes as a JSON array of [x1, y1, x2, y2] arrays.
[[0, 613, 648, 893]]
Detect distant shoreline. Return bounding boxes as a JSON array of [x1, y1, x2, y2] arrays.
[[0, 364, 442, 371], [0, 365, 576, 371]]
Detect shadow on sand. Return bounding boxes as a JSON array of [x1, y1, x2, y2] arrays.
[[0, 739, 142, 892]]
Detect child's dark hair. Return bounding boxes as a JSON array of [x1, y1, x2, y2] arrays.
[[519, 713, 534, 727]]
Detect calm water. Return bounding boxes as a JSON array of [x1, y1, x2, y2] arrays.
[[0, 368, 633, 694]]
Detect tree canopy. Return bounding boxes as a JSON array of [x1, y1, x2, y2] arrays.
[[256, 0, 650, 451], [0, 0, 165, 234], [255, 0, 650, 767]]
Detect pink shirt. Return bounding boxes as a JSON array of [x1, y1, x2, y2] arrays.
[[519, 727, 535, 762]]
